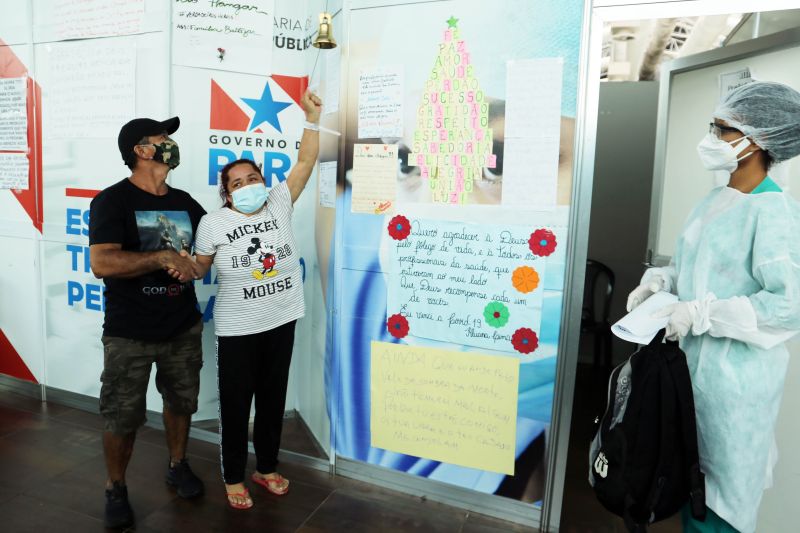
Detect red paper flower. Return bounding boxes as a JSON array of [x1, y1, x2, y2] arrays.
[[511, 327, 539, 354], [388, 215, 411, 241], [387, 313, 409, 339], [529, 229, 557, 257]]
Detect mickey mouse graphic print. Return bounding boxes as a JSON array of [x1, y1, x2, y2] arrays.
[[194, 181, 305, 336]]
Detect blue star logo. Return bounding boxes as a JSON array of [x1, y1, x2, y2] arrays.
[[241, 83, 292, 133]]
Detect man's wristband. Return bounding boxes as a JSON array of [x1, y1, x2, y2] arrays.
[[303, 121, 320, 131]]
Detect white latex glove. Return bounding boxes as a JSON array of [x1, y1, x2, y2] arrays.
[[652, 301, 699, 341], [626, 274, 665, 312]]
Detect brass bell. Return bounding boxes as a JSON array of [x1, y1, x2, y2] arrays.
[[312, 12, 337, 49]]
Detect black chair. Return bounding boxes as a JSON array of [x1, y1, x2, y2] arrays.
[[581, 259, 615, 369]]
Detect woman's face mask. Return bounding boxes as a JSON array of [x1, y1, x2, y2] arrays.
[[696, 132, 753, 174], [231, 182, 269, 214]]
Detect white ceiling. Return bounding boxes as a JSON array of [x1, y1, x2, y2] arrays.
[[601, 9, 800, 81]]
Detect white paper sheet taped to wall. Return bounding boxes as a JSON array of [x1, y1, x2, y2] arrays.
[[171, 0, 274, 75], [324, 47, 341, 116], [0, 153, 29, 190], [319, 160, 337, 208], [33, 0, 147, 42], [502, 58, 563, 209], [358, 66, 403, 139], [43, 42, 136, 140], [0, 77, 28, 151], [612, 291, 678, 344]]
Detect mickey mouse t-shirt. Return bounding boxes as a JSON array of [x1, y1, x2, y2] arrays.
[[194, 181, 304, 337]]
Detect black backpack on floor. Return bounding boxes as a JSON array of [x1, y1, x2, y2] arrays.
[[588, 329, 706, 532]]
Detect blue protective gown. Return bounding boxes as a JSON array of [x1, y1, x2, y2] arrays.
[[650, 180, 800, 532]]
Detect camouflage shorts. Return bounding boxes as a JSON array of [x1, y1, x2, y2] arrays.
[[99, 319, 203, 435]]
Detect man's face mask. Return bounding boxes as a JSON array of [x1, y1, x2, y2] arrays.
[[147, 139, 180, 169]]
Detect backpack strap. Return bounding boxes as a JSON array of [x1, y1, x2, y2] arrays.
[[623, 494, 649, 533], [649, 328, 666, 346], [665, 347, 707, 521], [624, 350, 675, 531], [640, 355, 676, 520]]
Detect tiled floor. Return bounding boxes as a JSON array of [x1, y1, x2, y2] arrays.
[[0, 388, 531, 532], [0, 362, 685, 532]]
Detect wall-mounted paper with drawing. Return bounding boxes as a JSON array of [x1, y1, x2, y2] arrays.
[[351, 143, 397, 214], [172, 0, 274, 75]]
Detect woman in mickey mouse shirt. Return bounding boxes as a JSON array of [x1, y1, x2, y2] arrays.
[[186, 91, 321, 510]]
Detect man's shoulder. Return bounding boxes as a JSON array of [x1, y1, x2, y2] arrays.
[[91, 178, 130, 206], [168, 186, 205, 210]]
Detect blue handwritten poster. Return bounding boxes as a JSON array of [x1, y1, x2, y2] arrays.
[[386, 216, 554, 354]]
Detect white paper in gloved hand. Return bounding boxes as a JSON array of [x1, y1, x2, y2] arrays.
[[612, 291, 679, 344], [626, 274, 664, 312]]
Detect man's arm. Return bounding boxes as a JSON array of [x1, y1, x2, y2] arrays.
[[166, 252, 214, 282], [90, 243, 197, 280], [287, 91, 322, 204]]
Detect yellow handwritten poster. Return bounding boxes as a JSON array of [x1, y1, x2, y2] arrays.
[[351, 143, 397, 214], [370, 341, 519, 475]]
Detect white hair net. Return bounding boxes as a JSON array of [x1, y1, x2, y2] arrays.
[[713, 81, 800, 164]]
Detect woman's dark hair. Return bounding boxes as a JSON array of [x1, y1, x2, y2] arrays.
[[764, 150, 775, 170], [218, 158, 263, 207]]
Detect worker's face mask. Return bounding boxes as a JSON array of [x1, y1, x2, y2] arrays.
[[696, 133, 754, 174]]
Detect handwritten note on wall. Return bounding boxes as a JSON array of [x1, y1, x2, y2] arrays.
[[371, 341, 519, 475], [319, 160, 337, 208], [44, 43, 136, 140], [0, 153, 29, 190], [358, 66, 403, 139], [33, 0, 146, 42], [172, 0, 274, 75], [323, 47, 341, 115], [0, 77, 28, 151], [387, 217, 554, 354], [351, 143, 397, 214], [502, 58, 563, 209]]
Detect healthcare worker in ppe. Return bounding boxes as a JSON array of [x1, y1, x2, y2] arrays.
[[627, 81, 800, 533]]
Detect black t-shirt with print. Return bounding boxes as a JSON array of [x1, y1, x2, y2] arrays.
[[89, 178, 206, 341]]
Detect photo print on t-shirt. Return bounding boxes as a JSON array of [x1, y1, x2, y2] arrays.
[[135, 210, 193, 253]]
